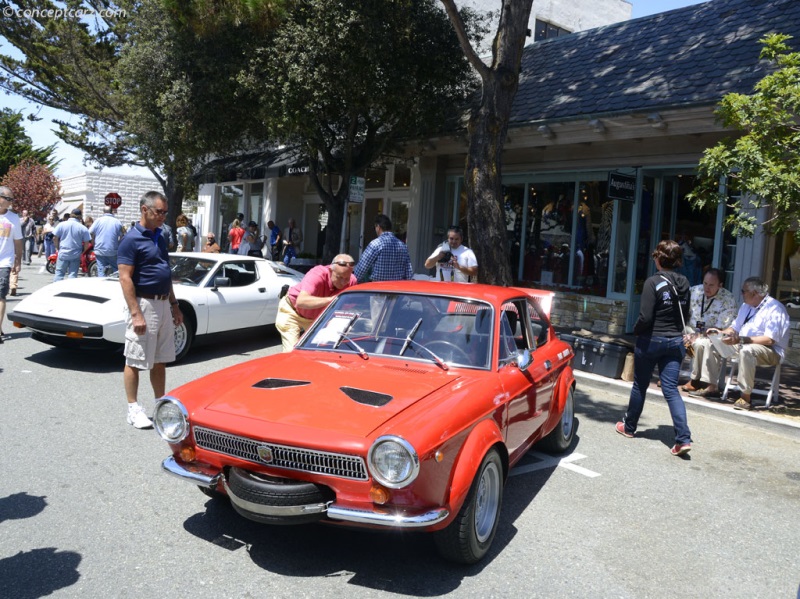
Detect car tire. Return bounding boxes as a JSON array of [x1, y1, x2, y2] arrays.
[[434, 448, 503, 564], [539, 387, 576, 454], [225, 467, 334, 525], [173, 306, 195, 362]]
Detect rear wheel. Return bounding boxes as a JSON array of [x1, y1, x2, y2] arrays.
[[434, 448, 503, 564], [88, 260, 98, 277], [46, 260, 55, 274], [539, 387, 576, 453]]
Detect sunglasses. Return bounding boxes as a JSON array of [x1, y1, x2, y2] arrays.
[[334, 261, 356, 267], [0, 195, 14, 201], [147, 207, 168, 216]]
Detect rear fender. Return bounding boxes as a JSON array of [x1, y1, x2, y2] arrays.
[[552, 364, 575, 414], [446, 419, 506, 518]]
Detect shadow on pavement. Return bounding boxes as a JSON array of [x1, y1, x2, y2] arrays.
[[0, 492, 47, 523], [0, 548, 81, 599]]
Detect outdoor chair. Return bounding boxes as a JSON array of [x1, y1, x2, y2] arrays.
[[720, 355, 782, 408]]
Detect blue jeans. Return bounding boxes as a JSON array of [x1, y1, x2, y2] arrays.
[[622, 335, 692, 444], [54, 256, 80, 282], [95, 254, 118, 277], [283, 246, 296, 266]]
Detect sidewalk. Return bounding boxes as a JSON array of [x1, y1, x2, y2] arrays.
[[558, 327, 800, 434]]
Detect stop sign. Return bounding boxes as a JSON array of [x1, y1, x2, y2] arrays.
[[104, 192, 122, 209]]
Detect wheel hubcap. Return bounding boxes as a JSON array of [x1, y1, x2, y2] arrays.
[[561, 393, 574, 439], [474, 461, 500, 543], [174, 323, 187, 353]]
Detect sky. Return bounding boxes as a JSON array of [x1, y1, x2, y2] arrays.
[[0, 0, 710, 179]]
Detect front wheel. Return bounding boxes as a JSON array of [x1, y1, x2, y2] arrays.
[[173, 311, 195, 362], [46, 260, 55, 274], [88, 260, 98, 277], [434, 448, 503, 564]]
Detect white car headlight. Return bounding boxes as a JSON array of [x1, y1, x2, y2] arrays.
[[368, 436, 419, 488], [153, 397, 189, 443]]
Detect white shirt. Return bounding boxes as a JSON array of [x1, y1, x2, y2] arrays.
[[732, 295, 790, 360], [0, 209, 22, 268], [427, 243, 478, 283]]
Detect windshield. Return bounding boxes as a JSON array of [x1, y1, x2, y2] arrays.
[[298, 291, 494, 369], [170, 256, 217, 286]]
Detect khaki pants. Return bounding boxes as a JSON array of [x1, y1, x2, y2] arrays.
[[275, 295, 313, 352], [736, 344, 780, 396], [690, 336, 723, 385]]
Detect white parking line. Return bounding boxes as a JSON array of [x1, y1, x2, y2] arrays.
[[510, 451, 601, 478]]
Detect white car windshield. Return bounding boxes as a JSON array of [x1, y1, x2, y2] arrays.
[[170, 256, 217, 286], [298, 291, 494, 369]]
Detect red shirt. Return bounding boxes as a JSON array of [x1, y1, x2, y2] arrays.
[[288, 265, 358, 320], [228, 226, 245, 250]]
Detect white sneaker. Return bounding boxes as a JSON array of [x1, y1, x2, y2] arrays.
[[127, 404, 153, 429]]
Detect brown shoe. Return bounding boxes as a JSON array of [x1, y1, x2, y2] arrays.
[[680, 380, 702, 392], [9, 288, 16, 296], [733, 398, 752, 411]]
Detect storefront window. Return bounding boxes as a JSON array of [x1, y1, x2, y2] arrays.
[[364, 168, 386, 189], [249, 182, 264, 228], [391, 201, 409, 243], [520, 182, 575, 286], [393, 165, 411, 188], [219, 184, 244, 250], [613, 200, 632, 294]]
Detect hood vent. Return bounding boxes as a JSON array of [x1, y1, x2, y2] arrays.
[[253, 378, 311, 389], [55, 292, 109, 304], [340, 386, 392, 407]]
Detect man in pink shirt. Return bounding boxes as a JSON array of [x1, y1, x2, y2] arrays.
[[275, 254, 358, 351]]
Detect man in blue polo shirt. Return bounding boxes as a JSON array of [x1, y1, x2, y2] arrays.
[[89, 205, 124, 277], [52, 208, 91, 282], [117, 191, 183, 429]]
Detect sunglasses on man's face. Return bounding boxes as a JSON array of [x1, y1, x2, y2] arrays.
[[146, 207, 168, 216], [334, 261, 356, 267], [0, 195, 14, 201]]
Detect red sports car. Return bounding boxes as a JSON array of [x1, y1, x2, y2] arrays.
[[154, 281, 576, 564]]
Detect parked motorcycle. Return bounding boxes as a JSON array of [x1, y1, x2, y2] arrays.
[[46, 247, 98, 277]]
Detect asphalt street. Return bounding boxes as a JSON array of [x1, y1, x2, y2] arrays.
[[1, 261, 799, 599]]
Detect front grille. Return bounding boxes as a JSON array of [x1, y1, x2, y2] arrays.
[[193, 426, 368, 480]]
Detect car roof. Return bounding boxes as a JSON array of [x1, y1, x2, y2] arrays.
[[342, 281, 553, 311], [169, 252, 265, 263]]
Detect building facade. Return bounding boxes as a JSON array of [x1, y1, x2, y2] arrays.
[[194, 0, 800, 362], [58, 170, 161, 227]]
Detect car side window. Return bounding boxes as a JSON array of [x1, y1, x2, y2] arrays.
[[526, 298, 549, 347], [217, 261, 259, 287]]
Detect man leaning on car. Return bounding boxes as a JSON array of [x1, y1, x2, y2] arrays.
[[117, 191, 183, 429], [276, 254, 358, 352]]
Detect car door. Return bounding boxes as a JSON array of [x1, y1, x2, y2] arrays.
[[204, 259, 270, 333], [500, 298, 555, 461]]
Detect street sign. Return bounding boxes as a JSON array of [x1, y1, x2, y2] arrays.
[[348, 176, 365, 204], [104, 192, 122, 209]]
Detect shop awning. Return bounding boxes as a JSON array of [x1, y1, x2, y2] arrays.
[[193, 147, 308, 183]]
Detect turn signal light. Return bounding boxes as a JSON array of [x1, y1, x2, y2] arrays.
[[369, 485, 390, 505], [179, 446, 196, 462], [65, 331, 84, 339], [13, 322, 23, 329]]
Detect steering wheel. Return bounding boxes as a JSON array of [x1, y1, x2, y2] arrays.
[[424, 340, 471, 365]]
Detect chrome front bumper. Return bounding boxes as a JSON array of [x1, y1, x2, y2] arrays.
[[161, 457, 450, 528]]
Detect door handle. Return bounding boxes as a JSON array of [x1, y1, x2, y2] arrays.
[[258, 288, 266, 293], [544, 360, 552, 370]]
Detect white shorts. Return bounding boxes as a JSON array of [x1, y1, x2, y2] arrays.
[[124, 298, 176, 369]]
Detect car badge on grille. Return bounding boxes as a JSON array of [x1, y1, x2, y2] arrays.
[[257, 446, 273, 463]]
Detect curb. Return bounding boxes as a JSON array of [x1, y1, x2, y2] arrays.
[[574, 370, 800, 438]]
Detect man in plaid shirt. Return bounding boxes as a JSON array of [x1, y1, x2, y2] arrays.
[[354, 214, 413, 282]]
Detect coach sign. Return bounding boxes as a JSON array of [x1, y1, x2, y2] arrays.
[[104, 192, 122, 209], [607, 173, 636, 202]]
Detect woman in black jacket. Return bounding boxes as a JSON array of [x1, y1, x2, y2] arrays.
[[616, 239, 693, 456]]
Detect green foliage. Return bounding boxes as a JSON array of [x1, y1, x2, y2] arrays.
[[242, 0, 477, 259], [688, 33, 800, 239], [0, 109, 59, 177]]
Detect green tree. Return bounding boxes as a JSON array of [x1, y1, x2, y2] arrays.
[[0, 0, 274, 226], [440, 0, 534, 285], [688, 33, 800, 239], [0, 157, 61, 218], [243, 0, 478, 261], [0, 109, 58, 177]]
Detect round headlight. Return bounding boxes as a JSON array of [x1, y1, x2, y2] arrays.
[[153, 397, 189, 443], [368, 436, 419, 488]]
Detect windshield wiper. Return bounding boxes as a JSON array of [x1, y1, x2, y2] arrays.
[[333, 314, 368, 360], [404, 338, 449, 371], [398, 318, 423, 357]]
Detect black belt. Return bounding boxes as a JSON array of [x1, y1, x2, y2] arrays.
[[137, 293, 170, 301]]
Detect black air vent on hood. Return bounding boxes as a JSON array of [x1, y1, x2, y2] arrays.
[[253, 379, 311, 389], [340, 386, 393, 407]]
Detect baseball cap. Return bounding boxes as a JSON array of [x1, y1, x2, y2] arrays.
[[71, 208, 82, 216]]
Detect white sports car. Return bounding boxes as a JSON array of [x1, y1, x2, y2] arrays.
[[8, 253, 304, 361]]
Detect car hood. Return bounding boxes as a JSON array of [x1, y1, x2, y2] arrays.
[[12, 277, 125, 321], [177, 352, 458, 438]]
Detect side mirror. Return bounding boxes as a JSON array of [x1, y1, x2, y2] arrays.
[[213, 276, 231, 288], [516, 348, 533, 371]]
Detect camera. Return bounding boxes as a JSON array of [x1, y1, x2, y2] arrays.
[[438, 251, 454, 264]]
